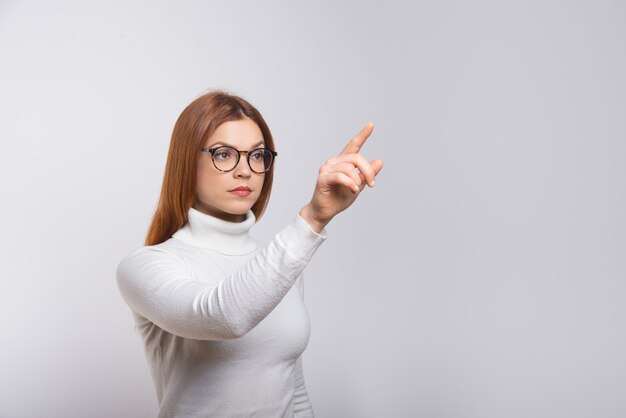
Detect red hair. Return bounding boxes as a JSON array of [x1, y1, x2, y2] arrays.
[[144, 90, 276, 246]]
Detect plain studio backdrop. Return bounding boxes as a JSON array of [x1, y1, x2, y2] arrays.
[[1, 1, 625, 417]]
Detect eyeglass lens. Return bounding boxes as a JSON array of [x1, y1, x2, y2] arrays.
[[213, 146, 273, 173]]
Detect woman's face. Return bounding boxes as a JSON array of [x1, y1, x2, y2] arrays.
[[193, 117, 266, 222]]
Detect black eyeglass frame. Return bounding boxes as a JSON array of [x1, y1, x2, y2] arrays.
[[201, 146, 278, 174]]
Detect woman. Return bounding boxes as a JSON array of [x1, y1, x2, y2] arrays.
[[116, 90, 383, 417]]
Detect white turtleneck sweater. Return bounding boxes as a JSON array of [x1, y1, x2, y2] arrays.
[[116, 208, 328, 417]]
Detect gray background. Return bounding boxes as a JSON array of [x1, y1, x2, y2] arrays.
[[1, 1, 625, 417]]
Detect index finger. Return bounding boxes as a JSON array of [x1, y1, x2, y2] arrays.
[[339, 122, 374, 156]]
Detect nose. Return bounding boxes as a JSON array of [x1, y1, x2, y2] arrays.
[[232, 154, 252, 177]]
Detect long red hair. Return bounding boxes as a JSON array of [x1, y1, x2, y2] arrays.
[[144, 90, 276, 246]]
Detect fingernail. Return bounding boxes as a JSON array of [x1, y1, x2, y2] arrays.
[[371, 180, 375, 187]]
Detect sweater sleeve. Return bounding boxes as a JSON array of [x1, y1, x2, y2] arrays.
[[116, 213, 328, 340]]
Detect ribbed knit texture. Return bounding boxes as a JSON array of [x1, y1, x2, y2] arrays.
[[116, 207, 328, 417]]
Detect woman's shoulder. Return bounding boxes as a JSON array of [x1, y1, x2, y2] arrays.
[[116, 239, 189, 276]]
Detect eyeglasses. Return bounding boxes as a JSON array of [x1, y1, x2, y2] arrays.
[[201, 146, 278, 174]]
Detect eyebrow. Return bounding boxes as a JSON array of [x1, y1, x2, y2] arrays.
[[209, 140, 265, 149]]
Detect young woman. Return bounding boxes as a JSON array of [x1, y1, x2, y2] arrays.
[[116, 90, 383, 417]]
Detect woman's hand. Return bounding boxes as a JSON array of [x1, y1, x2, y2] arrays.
[[299, 122, 384, 233]]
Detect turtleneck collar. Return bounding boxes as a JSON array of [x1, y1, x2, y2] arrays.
[[171, 207, 258, 255]]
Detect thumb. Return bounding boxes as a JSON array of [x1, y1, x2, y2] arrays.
[[371, 159, 384, 176]]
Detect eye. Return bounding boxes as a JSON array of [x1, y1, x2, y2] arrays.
[[214, 148, 234, 159], [251, 150, 266, 160]]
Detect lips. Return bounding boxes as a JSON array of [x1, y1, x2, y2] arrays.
[[229, 186, 252, 192]]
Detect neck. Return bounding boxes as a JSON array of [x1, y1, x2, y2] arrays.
[[171, 207, 258, 255]]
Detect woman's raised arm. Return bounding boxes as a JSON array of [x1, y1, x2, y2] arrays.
[[116, 212, 327, 340]]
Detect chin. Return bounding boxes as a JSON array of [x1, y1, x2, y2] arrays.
[[194, 200, 249, 219], [223, 204, 253, 216]]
